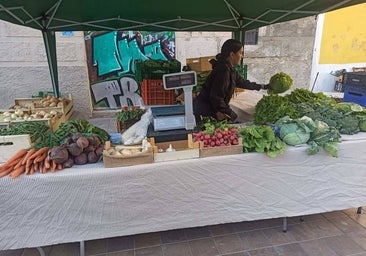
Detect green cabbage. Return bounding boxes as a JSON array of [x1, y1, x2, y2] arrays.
[[275, 116, 313, 146], [268, 72, 293, 94]]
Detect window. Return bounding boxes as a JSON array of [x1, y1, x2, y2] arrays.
[[244, 29, 259, 45]]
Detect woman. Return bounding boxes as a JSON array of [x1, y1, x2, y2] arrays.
[[193, 39, 269, 123]]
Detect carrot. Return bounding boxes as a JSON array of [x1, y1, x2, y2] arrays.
[[38, 161, 44, 174], [0, 149, 28, 170], [10, 165, 25, 179], [57, 163, 63, 170], [0, 166, 13, 178], [44, 150, 51, 170], [29, 147, 49, 162], [33, 162, 39, 173], [21, 148, 37, 166], [28, 164, 35, 175], [30, 163, 36, 175], [13, 154, 27, 170], [51, 160, 57, 173], [34, 151, 48, 163]]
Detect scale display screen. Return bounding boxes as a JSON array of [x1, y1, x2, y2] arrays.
[[163, 71, 196, 90]]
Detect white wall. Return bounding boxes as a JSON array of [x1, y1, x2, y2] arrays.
[[0, 17, 316, 118]]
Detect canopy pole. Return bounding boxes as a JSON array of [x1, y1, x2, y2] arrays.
[[233, 19, 246, 67], [42, 30, 60, 97]]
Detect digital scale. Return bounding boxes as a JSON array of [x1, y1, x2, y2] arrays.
[[151, 71, 197, 132]]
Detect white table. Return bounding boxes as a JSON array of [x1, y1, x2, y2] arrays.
[[1, 133, 366, 250]]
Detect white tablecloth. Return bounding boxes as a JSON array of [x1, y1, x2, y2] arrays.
[[1, 134, 366, 250]]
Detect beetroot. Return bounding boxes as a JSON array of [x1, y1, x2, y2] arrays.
[[76, 136, 89, 150], [49, 146, 69, 164], [74, 152, 88, 165]]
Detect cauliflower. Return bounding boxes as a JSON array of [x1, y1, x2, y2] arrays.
[[268, 72, 293, 94]]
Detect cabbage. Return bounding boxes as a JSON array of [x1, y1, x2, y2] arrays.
[[359, 119, 366, 132], [268, 72, 293, 94], [275, 116, 313, 146]]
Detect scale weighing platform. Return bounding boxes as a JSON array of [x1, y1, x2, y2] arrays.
[[146, 71, 197, 142]]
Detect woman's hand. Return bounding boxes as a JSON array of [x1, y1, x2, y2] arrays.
[[216, 111, 230, 121]]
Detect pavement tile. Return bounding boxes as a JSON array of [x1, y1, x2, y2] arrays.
[[106, 235, 134, 252], [134, 232, 161, 249], [189, 238, 219, 256], [273, 243, 308, 256], [135, 245, 163, 256], [322, 234, 365, 256], [161, 241, 192, 256], [160, 228, 187, 244], [185, 226, 211, 240], [213, 234, 246, 254], [238, 230, 272, 250]]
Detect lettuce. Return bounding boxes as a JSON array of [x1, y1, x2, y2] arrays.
[[268, 72, 293, 94]]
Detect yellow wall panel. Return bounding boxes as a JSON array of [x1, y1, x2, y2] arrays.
[[319, 3, 366, 64]]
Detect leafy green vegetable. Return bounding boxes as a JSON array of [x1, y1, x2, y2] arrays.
[[239, 125, 286, 157], [116, 108, 145, 123], [307, 121, 341, 157], [254, 95, 299, 125], [268, 72, 293, 94], [337, 114, 359, 135]]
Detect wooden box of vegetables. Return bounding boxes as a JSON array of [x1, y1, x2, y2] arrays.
[[13, 93, 73, 115], [199, 138, 243, 158], [103, 141, 154, 168], [151, 134, 200, 163], [9, 94, 74, 132]]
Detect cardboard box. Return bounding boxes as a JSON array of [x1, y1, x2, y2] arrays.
[[151, 134, 200, 162], [186, 56, 215, 72], [0, 134, 31, 163], [103, 141, 154, 168], [199, 138, 243, 158]]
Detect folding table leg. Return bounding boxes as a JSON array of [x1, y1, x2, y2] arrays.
[[36, 247, 46, 256], [80, 240, 85, 256], [357, 207, 362, 214], [282, 217, 287, 232]]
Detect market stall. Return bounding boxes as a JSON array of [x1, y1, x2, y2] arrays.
[[1, 133, 366, 250]]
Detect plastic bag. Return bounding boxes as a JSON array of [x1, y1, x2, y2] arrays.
[[121, 108, 152, 145]]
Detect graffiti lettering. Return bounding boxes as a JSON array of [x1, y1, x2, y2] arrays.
[[91, 77, 142, 108], [119, 77, 143, 106], [88, 31, 175, 109]]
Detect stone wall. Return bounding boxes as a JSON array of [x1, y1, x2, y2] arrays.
[[0, 17, 316, 118]]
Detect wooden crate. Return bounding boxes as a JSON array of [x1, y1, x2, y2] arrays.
[[103, 141, 154, 168], [186, 56, 215, 72], [151, 134, 200, 162], [13, 94, 73, 115], [0, 134, 31, 163], [199, 138, 243, 158], [48, 103, 74, 132]]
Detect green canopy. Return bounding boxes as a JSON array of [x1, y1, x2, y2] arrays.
[[0, 0, 364, 96]]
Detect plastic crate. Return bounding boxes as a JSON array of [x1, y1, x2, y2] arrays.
[[343, 72, 366, 87], [343, 84, 366, 107], [141, 79, 175, 105], [135, 60, 181, 83]]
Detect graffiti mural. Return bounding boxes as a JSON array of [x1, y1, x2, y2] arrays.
[[85, 31, 175, 109]]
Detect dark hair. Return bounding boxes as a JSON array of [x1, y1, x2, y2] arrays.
[[210, 39, 243, 68]]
